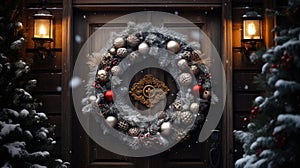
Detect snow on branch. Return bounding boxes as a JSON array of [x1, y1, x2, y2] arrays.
[[3, 141, 28, 158], [274, 114, 300, 134]]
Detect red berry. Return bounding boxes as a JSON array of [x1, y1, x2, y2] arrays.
[[105, 66, 111, 71], [243, 117, 248, 123]]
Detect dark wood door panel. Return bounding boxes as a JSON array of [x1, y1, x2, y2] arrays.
[[73, 6, 221, 168]]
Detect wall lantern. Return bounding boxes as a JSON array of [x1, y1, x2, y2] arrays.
[[241, 10, 263, 53], [33, 10, 53, 43], [32, 8, 54, 59]]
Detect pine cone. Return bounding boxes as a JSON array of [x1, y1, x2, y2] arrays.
[[128, 127, 140, 136], [191, 50, 203, 61], [126, 34, 140, 48], [180, 111, 194, 125], [118, 120, 129, 131]]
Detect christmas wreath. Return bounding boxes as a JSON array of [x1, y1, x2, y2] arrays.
[[83, 22, 213, 149]]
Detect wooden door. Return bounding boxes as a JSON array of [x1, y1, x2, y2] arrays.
[[72, 6, 222, 168]]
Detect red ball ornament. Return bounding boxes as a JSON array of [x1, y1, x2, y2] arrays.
[[104, 90, 114, 102], [192, 84, 203, 96]]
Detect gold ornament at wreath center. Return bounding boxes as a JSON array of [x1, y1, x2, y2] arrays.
[[129, 74, 170, 108]]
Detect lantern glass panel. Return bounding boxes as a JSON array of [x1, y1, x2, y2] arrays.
[[243, 20, 262, 40], [34, 18, 53, 39]]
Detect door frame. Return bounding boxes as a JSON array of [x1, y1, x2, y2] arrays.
[[61, 1, 234, 167]]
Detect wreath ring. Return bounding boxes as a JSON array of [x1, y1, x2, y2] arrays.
[[90, 23, 212, 149]]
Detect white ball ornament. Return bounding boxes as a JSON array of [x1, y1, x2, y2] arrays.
[[177, 59, 188, 70], [167, 40, 181, 53], [138, 42, 149, 54], [105, 116, 117, 127], [111, 66, 121, 76], [178, 73, 192, 86], [97, 69, 108, 82], [190, 102, 200, 113], [113, 37, 125, 48], [161, 122, 172, 135], [109, 48, 116, 55]]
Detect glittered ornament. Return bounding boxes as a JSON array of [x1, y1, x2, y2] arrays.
[[166, 40, 181, 53], [192, 84, 203, 96], [173, 100, 182, 110], [118, 120, 129, 131], [101, 53, 112, 65], [109, 48, 116, 55], [138, 42, 150, 54], [97, 69, 109, 82], [190, 102, 200, 113], [161, 122, 172, 135], [113, 37, 126, 48], [180, 111, 194, 125], [177, 59, 188, 70], [191, 49, 203, 61], [111, 66, 121, 76], [202, 90, 211, 100], [104, 90, 114, 102], [105, 116, 117, 127], [128, 127, 140, 136], [117, 48, 127, 57], [190, 65, 199, 74], [182, 51, 191, 60], [129, 51, 138, 61], [126, 34, 140, 48], [178, 73, 192, 86]]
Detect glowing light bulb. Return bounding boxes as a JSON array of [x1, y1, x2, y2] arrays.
[[247, 22, 256, 36], [39, 25, 47, 37]]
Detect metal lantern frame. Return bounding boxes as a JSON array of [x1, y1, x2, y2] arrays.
[[241, 10, 263, 53]]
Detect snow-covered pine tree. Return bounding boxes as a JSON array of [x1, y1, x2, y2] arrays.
[[0, 1, 69, 167], [235, 2, 300, 168]]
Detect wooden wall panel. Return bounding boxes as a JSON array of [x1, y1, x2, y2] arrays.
[[24, 0, 64, 161], [35, 95, 62, 114]]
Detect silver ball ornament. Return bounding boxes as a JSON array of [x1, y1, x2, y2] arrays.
[[177, 59, 188, 70], [138, 42, 149, 54], [178, 73, 192, 86], [167, 40, 181, 53], [105, 116, 117, 127], [113, 37, 125, 48], [97, 69, 108, 82], [190, 103, 200, 113]]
